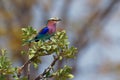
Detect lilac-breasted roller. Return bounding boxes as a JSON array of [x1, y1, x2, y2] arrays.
[[29, 17, 61, 42]]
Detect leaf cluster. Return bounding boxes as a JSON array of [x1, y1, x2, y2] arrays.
[[0, 49, 15, 79], [52, 65, 74, 80]]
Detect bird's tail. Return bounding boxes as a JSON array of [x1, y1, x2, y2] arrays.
[[24, 39, 34, 44]]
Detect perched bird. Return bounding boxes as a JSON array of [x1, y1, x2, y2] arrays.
[[29, 17, 61, 42]]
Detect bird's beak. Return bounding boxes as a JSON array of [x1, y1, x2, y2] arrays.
[[53, 19, 61, 24], [57, 19, 62, 21]]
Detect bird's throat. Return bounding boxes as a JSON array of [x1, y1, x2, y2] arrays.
[[47, 25, 56, 34]]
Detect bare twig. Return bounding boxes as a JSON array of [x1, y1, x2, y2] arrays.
[[27, 63, 30, 80], [27, 44, 31, 80], [34, 55, 59, 80], [17, 55, 37, 78]]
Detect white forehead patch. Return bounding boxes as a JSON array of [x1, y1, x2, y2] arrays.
[[49, 17, 59, 20]]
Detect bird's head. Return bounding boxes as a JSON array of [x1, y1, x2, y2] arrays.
[[47, 17, 61, 26]]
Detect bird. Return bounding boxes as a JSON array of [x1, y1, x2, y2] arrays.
[[28, 17, 61, 42]]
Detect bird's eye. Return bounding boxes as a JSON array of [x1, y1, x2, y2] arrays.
[[52, 19, 56, 21]]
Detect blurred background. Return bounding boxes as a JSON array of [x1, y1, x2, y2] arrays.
[[0, 0, 120, 80]]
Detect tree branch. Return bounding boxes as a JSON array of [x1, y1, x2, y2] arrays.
[[17, 44, 43, 78], [34, 55, 59, 80], [17, 48, 54, 78], [17, 55, 37, 78]]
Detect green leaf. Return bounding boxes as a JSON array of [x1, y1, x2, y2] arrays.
[[52, 65, 73, 80], [21, 26, 37, 45], [33, 63, 38, 69], [59, 56, 63, 60], [67, 74, 74, 79]]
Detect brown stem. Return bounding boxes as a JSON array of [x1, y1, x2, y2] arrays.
[[27, 63, 30, 80], [17, 55, 37, 78], [17, 45, 41, 78], [27, 44, 31, 80]]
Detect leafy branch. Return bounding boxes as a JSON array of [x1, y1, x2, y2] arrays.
[[0, 26, 77, 80], [0, 49, 15, 80]]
